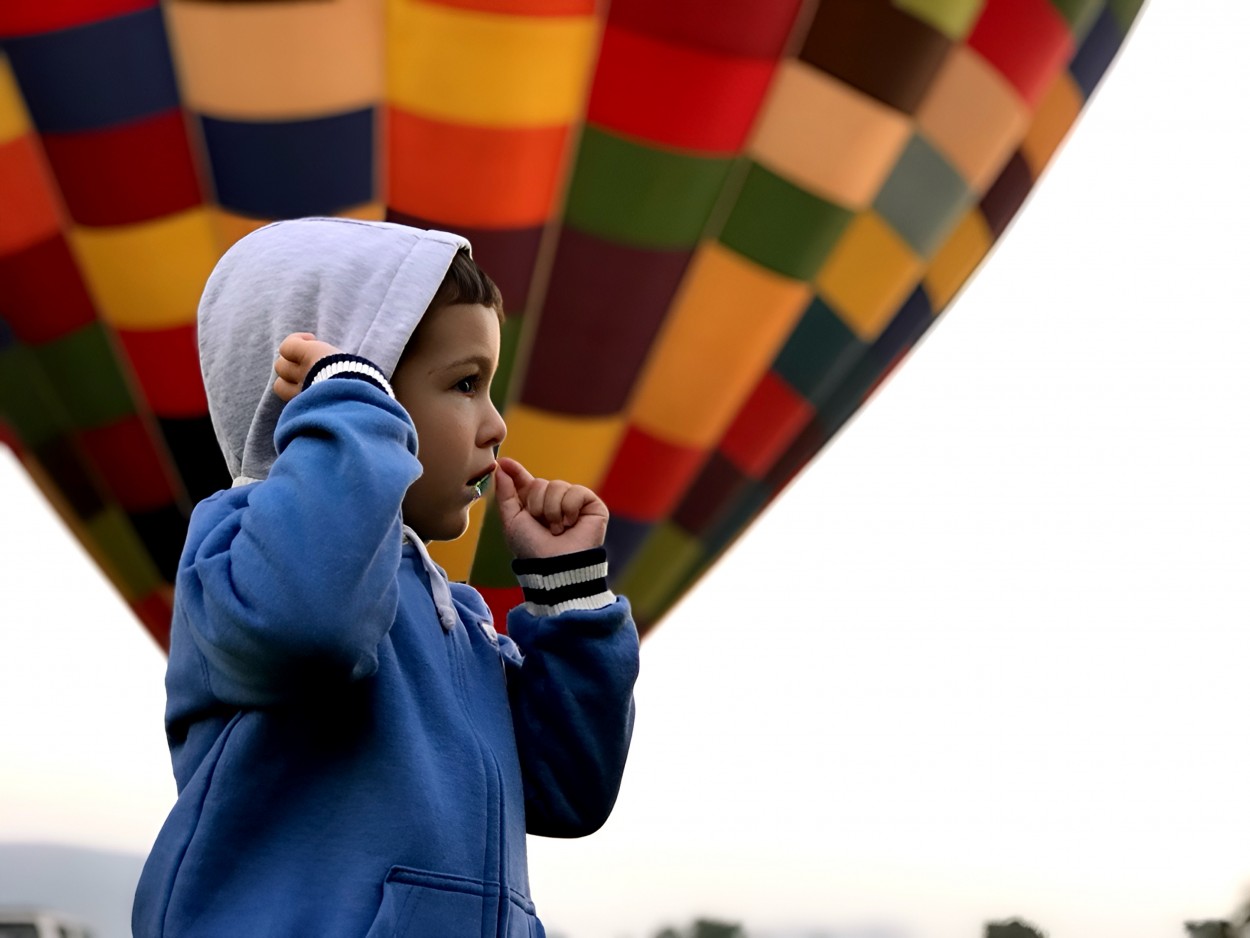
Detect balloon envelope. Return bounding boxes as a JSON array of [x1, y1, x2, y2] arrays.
[[0, 0, 1144, 646]]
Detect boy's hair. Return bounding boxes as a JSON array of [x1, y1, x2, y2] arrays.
[[397, 249, 503, 369], [428, 248, 504, 321]]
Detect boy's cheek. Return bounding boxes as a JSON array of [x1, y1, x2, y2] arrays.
[[401, 478, 473, 542]]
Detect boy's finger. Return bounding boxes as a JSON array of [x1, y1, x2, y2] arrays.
[[543, 481, 570, 526], [277, 332, 317, 363], [492, 463, 518, 507], [277, 334, 300, 358], [272, 376, 297, 402], [496, 456, 535, 492], [273, 356, 300, 382], [524, 479, 549, 521], [561, 486, 588, 525]]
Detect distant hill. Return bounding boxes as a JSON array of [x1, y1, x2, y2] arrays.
[[0, 842, 145, 938]]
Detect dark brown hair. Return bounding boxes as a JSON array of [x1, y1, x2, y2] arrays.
[[427, 248, 504, 321], [397, 249, 504, 367]]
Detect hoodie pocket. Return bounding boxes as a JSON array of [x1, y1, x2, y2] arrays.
[[505, 890, 543, 938], [364, 867, 491, 938]]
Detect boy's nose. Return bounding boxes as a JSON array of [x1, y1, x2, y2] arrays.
[[482, 402, 506, 449]]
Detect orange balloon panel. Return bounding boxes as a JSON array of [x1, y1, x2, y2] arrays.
[[165, 0, 383, 120], [388, 109, 570, 228], [748, 61, 912, 210], [0, 134, 61, 253]]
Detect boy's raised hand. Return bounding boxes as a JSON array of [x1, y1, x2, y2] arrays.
[[494, 457, 609, 559], [273, 332, 341, 401]]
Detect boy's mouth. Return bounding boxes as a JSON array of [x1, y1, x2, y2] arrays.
[[468, 466, 495, 498]]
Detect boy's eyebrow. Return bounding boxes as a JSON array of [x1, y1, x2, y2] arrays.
[[431, 354, 494, 375]]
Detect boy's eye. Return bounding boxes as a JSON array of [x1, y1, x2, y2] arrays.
[[454, 375, 480, 394]]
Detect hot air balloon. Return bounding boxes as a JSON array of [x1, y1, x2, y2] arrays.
[[0, 0, 1144, 647]]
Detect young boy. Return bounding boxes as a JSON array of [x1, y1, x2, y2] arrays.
[[132, 218, 640, 937]]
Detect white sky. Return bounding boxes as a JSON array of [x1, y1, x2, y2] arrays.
[[2, 2, 1248, 936]]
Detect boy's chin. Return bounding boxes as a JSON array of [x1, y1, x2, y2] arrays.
[[406, 512, 470, 544]]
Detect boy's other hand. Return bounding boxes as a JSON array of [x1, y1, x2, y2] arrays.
[[494, 457, 609, 559], [273, 332, 341, 401]]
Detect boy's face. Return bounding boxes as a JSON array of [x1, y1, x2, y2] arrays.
[[393, 302, 506, 541]]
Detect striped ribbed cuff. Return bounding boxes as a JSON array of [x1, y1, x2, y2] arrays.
[[512, 548, 616, 616], [303, 353, 394, 399]]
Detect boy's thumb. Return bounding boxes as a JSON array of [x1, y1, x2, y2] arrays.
[[497, 456, 533, 484], [493, 463, 517, 507]]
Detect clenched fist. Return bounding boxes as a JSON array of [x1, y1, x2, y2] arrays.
[[493, 457, 608, 560], [273, 332, 341, 402]]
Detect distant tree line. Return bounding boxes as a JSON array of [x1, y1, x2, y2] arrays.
[[653, 920, 745, 938], [985, 920, 1045, 938], [646, 911, 1250, 938]]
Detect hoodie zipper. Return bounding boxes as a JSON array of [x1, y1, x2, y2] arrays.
[[445, 618, 510, 936]]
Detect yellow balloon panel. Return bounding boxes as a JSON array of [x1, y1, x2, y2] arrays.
[[165, 0, 385, 120], [386, 0, 598, 126], [0, 56, 29, 145], [923, 207, 994, 312], [815, 212, 924, 341], [749, 61, 912, 211], [500, 405, 624, 491], [208, 209, 272, 256], [210, 202, 386, 255], [916, 46, 1031, 194], [337, 202, 388, 223], [71, 210, 219, 330], [630, 242, 811, 450]]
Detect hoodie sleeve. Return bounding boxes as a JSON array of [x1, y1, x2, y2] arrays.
[[503, 555, 640, 837], [174, 377, 420, 707]]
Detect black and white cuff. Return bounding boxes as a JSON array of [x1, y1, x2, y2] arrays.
[[512, 547, 616, 617], [302, 353, 394, 399]]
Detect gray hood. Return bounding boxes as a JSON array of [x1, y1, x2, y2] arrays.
[[197, 218, 470, 484]]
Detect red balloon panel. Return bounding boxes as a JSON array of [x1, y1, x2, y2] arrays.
[[40, 108, 201, 226], [78, 414, 177, 512], [0, 0, 156, 39], [0, 235, 98, 344], [718, 370, 816, 480], [968, 0, 1075, 106], [607, 0, 804, 58], [587, 24, 779, 153], [115, 324, 207, 419], [597, 426, 706, 522]]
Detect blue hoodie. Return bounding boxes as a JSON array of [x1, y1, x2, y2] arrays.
[[133, 220, 639, 937]]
